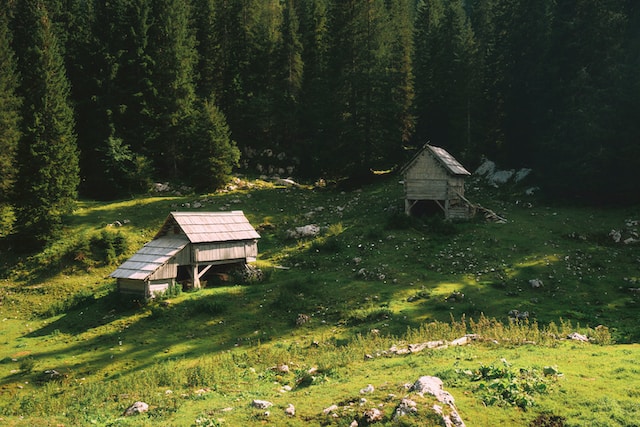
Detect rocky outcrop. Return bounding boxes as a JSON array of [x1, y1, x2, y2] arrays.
[[408, 376, 466, 427]]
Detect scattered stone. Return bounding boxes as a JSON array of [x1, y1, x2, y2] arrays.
[[529, 278, 544, 289], [363, 408, 383, 423], [450, 335, 475, 346], [474, 159, 496, 176], [445, 291, 465, 302], [567, 332, 589, 342], [360, 384, 375, 394], [252, 400, 273, 410], [41, 369, 64, 381], [286, 224, 320, 239], [349, 420, 359, 427], [323, 404, 339, 415], [509, 309, 529, 320], [543, 366, 562, 376], [387, 335, 475, 356], [296, 313, 310, 326], [525, 187, 539, 196], [275, 178, 299, 187], [489, 170, 515, 186], [279, 385, 293, 393], [123, 401, 149, 416], [610, 229, 622, 243], [285, 403, 295, 417], [514, 168, 532, 183], [394, 398, 418, 418]]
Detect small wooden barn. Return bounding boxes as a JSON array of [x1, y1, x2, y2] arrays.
[[110, 211, 260, 299], [401, 144, 475, 220]]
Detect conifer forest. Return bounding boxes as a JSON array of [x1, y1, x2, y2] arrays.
[[1, 0, 639, 246]]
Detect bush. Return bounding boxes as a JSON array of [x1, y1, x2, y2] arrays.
[[90, 230, 128, 265], [465, 359, 559, 409]]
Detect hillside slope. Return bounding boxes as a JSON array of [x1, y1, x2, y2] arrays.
[[0, 176, 639, 426]]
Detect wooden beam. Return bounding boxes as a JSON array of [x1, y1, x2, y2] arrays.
[[405, 199, 418, 216], [197, 264, 213, 279], [191, 264, 201, 288]]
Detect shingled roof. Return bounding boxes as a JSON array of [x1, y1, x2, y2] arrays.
[[110, 236, 188, 280], [402, 144, 471, 176], [154, 211, 261, 243], [110, 211, 260, 281]]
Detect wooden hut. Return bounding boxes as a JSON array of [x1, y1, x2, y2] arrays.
[[401, 144, 474, 220], [110, 211, 260, 299]]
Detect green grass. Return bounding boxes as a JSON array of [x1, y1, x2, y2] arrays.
[[0, 175, 639, 426]]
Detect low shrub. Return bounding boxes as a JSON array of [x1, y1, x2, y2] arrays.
[[465, 359, 560, 409], [90, 230, 128, 265]]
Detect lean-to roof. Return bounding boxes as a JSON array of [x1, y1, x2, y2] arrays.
[[110, 236, 188, 280]]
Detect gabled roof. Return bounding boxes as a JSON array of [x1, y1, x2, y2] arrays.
[[110, 236, 188, 280], [154, 211, 260, 243], [110, 211, 260, 281], [402, 144, 471, 176]]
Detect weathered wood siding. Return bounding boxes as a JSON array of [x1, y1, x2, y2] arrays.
[[405, 178, 448, 199], [116, 278, 174, 298], [117, 278, 146, 295], [148, 261, 178, 281], [404, 151, 467, 201], [245, 241, 258, 262], [148, 279, 174, 298], [193, 240, 258, 263]]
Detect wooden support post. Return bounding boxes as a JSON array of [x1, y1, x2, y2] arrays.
[[191, 264, 200, 288], [190, 264, 214, 289], [405, 199, 418, 216]]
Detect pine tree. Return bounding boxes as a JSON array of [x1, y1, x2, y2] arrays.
[[326, 0, 401, 178], [192, 0, 218, 99], [80, 0, 155, 199], [384, 0, 415, 161], [541, 0, 633, 200], [11, 0, 80, 248], [298, 0, 331, 176], [271, 0, 304, 156], [0, 8, 22, 236], [414, 0, 479, 159], [145, 0, 198, 179], [187, 98, 240, 192]]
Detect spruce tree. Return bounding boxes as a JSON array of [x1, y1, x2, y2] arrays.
[[541, 0, 632, 200], [298, 0, 331, 176], [11, 0, 79, 248], [192, 0, 219, 99], [384, 0, 415, 160], [326, 0, 400, 178], [145, 0, 198, 179], [272, 0, 304, 155], [187, 98, 240, 192], [414, 0, 479, 159], [0, 8, 22, 236]]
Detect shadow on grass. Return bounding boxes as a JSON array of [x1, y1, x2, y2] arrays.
[[11, 281, 301, 386]]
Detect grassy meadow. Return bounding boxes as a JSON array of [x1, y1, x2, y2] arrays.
[[0, 175, 639, 426]]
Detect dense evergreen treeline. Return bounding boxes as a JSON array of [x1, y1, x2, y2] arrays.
[[0, 0, 639, 246]]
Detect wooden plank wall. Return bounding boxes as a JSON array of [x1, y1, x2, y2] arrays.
[[194, 241, 257, 263]]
